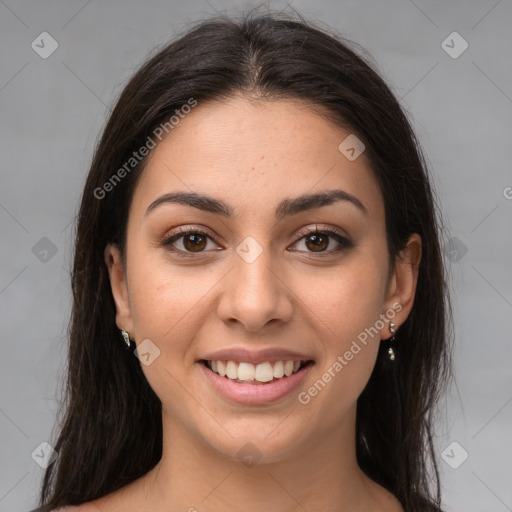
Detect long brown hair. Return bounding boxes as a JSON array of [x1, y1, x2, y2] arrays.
[[39, 9, 453, 512]]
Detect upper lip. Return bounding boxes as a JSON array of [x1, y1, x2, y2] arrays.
[[200, 347, 314, 365]]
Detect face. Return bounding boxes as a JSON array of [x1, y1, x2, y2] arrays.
[[105, 96, 420, 464]]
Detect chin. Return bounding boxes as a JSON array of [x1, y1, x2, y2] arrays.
[[199, 417, 310, 466]]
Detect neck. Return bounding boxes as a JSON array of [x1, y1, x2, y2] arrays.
[[141, 404, 383, 512]]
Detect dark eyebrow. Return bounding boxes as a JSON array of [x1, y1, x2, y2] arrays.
[[145, 189, 368, 219]]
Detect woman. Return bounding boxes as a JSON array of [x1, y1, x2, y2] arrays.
[[34, 9, 453, 512]]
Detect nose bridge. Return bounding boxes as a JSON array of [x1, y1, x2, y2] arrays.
[[217, 234, 292, 331], [236, 237, 276, 296]]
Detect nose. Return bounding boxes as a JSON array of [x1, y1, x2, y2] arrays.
[[216, 243, 293, 332]]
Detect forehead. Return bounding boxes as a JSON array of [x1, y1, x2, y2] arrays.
[[131, 96, 384, 222]]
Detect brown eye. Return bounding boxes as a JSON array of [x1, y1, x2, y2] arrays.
[[291, 227, 353, 256], [161, 229, 218, 256], [304, 232, 329, 252], [182, 233, 207, 252]]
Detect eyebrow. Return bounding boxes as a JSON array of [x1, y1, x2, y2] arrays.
[[145, 188, 368, 220]]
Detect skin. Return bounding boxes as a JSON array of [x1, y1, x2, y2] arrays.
[[88, 95, 420, 512]]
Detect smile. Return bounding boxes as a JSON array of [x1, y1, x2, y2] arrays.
[[198, 359, 315, 405], [202, 359, 313, 384]]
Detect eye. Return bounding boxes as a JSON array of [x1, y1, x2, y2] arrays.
[[161, 227, 221, 257], [290, 226, 352, 256]]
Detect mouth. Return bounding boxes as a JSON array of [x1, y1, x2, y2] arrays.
[[198, 357, 316, 405], [199, 358, 315, 385]]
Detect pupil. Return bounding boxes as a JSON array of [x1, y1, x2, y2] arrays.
[[185, 234, 206, 251], [307, 233, 327, 252]]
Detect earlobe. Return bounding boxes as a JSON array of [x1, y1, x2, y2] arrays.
[[104, 243, 133, 333], [381, 233, 422, 335]]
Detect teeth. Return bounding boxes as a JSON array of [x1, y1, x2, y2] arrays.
[[226, 361, 238, 379], [273, 360, 284, 378], [238, 362, 255, 381], [206, 359, 308, 383], [217, 360, 226, 377], [255, 362, 274, 382]]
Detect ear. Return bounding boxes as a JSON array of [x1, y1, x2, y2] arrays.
[[104, 243, 134, 335], [380, 233, 422, 339]]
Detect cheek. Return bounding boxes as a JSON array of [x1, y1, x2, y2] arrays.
[[293, 252, 387, 415], [126, 246, 223, 354], [125, 249, 214, 409], [297, 251, 388, 343]]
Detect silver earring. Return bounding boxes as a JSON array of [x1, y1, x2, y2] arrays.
[[120, 329, 134, 350], [387, 322, 396, 361]]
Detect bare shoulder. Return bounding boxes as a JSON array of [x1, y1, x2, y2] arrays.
[[386, 492, 405, 512], [70, 486, 138, 512], [51, 506, 103, 512], [50, 504, 107, 512], [52, 472, 150, 512], [380, 488, 404, 512], [70, 504, 109, 512], [364, 476, 404, 512]]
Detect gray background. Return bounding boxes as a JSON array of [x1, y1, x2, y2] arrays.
[[1, 1, 511, 511]]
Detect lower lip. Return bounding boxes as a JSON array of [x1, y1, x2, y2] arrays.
[[198, 361, 315, 405]]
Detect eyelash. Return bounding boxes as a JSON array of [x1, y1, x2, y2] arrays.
[[160, 225, 353, 259]]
